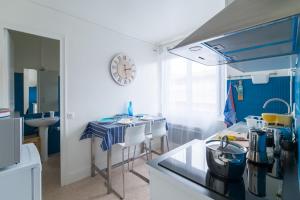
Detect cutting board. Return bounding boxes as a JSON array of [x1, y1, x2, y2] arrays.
[[212, 131, 249, 148]]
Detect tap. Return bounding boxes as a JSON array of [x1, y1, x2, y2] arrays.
[[263, 98, 291, 114], [41, 112, 45, 118]]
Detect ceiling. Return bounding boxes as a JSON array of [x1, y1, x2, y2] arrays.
[[30, 0, 225, 45]]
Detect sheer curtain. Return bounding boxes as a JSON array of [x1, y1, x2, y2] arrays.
[[161, 46, 226, 141]]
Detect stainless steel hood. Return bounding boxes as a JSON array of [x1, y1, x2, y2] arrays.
[[169, 0, 300, 72]]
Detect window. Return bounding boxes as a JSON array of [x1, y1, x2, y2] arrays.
[[161, 55, 226, 133]]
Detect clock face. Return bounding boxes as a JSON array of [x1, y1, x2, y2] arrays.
[[110, 53, 136, 86]]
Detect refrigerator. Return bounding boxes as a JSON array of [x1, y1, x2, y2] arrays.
[[0, 144, 41, 200], [0, 117, 22, 168]]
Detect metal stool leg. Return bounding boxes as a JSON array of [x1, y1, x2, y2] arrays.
[[127, 147, 130, 171], [122, 148, 125, 199], [131, 145, 136, 171], [166, 135, 170, 151], [144, 143, 149, 161], [149, 140, 152, 160]]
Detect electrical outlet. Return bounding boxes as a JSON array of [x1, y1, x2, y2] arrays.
[[67, 112, 75, 120]]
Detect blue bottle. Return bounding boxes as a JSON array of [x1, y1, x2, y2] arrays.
[[128, 101, 133, 116]]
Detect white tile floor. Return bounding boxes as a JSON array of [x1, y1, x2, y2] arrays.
[[43, 154, 151, 200]]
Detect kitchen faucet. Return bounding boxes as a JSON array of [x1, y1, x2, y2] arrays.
[[41, 112, 45, 118], [263, 98, 291, 114]]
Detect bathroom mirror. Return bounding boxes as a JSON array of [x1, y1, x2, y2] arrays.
[[23, 69, 59, 114], [38, 70, 59, 113]]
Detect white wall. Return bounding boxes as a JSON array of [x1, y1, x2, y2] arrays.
[[0, 0, 160, 185], [23, 68, 37, 113], [10, 31, 60, 73]]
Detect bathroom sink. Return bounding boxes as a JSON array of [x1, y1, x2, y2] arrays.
[[25, 117, 59, 127], [24, 117, 59, 162]]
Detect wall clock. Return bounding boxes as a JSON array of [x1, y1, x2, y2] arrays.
[[110, 53, 136, 86]]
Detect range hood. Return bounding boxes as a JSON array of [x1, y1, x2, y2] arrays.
[[169, 0, 300, 72]]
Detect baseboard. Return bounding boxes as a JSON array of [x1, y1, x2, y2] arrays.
[[61, 167, 91, 186]]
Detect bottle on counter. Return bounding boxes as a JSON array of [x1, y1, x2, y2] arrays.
[[128, 101, 133, 117]]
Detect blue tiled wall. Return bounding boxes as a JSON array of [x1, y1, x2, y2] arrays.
[[14, 73, 24, 115], [227, 76, 292, 122], [28, 86, 37, 114], [14, 73, 60, 155]]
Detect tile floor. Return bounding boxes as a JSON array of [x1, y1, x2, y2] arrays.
[[43, 154, 152, 200]]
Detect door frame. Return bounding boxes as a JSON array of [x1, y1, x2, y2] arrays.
[[0, 23, 68, 186]]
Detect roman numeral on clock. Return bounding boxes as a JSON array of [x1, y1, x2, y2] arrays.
[[113, 72, 118, 77]]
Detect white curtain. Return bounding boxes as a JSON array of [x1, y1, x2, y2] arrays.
[[161, 45, 226, 139]]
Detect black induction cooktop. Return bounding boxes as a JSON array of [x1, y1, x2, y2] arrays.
[[158, 140, 297, 200]]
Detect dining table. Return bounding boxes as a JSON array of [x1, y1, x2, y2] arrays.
[[80, 115, 167, 199]]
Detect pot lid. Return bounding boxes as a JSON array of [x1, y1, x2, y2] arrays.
[[206, 137, 247, 154]]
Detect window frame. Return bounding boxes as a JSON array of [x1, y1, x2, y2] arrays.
[[161, 55, 226, 120]]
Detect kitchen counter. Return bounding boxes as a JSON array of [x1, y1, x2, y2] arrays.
[[147, 123, 299, 200]]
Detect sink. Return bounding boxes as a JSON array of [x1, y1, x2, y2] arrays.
[[25, 117, 59, 127], [25, 117, 59, 162]]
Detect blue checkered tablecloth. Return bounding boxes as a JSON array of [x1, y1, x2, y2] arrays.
[[80, 117, 166, 151]]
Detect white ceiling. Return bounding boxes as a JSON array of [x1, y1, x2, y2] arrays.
[[30, 0, 225, 45]]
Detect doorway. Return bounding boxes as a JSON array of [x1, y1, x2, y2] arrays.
[[4, 29, 64, 189]]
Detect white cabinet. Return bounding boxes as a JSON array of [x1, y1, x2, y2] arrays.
[[0, 144, 41, 200], [149, 167, 213, 200]]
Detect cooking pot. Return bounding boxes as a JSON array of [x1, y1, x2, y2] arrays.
[[206, 136, 248, 180]]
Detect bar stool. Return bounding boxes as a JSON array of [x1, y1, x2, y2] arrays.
[[116, 124, 147, 199], [145, 121, 169, 159]]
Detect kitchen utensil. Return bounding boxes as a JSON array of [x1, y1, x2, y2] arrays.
[[278, 127, 294, 151], [247, 161, 268, 197], [280, 139, 295, 151], [245, 116, 266, 129], [206, 136, 247, 180], [268, 157, 283, 179], [268, 127, 294, 152], [247, 129, 269, 164], [272, 128, 282, 155]]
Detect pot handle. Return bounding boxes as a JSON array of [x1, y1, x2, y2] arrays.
[[220, 135, 229, 150]]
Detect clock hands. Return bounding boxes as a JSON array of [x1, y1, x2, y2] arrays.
[[122, 64, 132, 79]]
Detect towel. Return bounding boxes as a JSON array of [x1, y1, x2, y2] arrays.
[[224, 82, 237, 127]]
